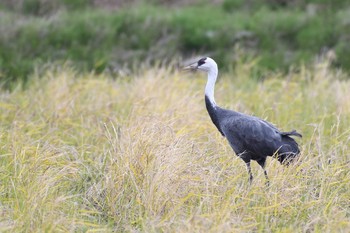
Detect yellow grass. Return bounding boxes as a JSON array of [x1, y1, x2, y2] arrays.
[[0, 61, 349, 232]]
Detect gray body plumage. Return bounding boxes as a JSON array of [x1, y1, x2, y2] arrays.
[[205, 96, 300, 166]]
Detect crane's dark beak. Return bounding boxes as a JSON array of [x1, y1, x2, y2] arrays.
[[183, 62, 198, 70]]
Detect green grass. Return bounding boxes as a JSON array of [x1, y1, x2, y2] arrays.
[[1, 1, 350, 85], [0, 60, 349, 231]]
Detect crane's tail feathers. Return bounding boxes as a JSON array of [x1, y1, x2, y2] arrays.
[[278, 133, 301, 165], [281, 130, 302, 138], [278, 151, 299, 166]]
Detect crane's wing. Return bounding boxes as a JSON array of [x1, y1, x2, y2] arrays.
[[220, 115, 295, 160]]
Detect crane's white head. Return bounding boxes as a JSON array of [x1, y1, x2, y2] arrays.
[[184, 57, 218, 105], [184, 57, 218, 73]]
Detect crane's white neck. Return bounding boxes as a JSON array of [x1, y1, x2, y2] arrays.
[[205, 69, 218, 106]]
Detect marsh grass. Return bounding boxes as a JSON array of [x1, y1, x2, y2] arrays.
[[0, 61, 349, 232]]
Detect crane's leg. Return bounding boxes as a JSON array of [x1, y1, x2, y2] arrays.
[[245, 161, 253, 184], [257, 158, 269, 186]]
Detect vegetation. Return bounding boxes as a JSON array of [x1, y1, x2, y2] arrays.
[[1, 0, 350, 85], [0, 1, 349, 231], [0, 59, 349, 231]]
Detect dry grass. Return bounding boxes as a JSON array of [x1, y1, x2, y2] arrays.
[[0, 61, 349, 232]]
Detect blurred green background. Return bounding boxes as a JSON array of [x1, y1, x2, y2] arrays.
[[0, 0, 349, 86]]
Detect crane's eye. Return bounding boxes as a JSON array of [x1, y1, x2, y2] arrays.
[[198, 58, 206, 66]]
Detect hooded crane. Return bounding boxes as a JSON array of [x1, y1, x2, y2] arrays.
[[185, 57, 301, 184]]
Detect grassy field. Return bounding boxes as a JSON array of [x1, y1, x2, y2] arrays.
[[0, 60, 349, 232]]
